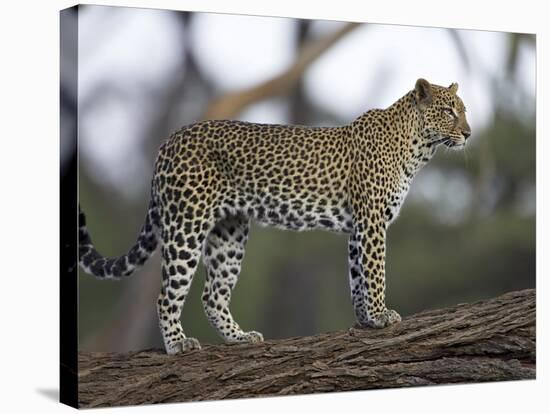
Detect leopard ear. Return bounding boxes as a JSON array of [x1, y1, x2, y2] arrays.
[[448, 82, 459, 94], [415, 78, 432, 108]]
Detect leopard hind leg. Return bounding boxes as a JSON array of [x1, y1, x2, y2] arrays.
[[157, 216, 213, 354], [201, 215, 263, 344]]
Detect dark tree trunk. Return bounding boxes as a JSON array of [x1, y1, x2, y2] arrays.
[[78, 289, 535, 408]]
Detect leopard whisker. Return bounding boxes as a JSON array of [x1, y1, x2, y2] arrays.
[[430, 136, 449, 146]]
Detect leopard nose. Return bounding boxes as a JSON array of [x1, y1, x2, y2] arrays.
[[462, 129, 471, 139]]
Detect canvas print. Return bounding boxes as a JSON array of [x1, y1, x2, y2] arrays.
[[60, 4, 536, 408]]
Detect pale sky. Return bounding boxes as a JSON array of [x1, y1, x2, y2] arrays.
[[77, 6, 535, 201]]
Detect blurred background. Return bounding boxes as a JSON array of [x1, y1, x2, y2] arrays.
[[64, 5, 535, 352]]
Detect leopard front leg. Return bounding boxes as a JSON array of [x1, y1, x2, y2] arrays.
[[348, 222, 401, 329]]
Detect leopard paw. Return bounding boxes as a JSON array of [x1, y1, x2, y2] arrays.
[[166, 337, 202, 354], [363, 308, 402, 328], [228, 330, 264, 344], [241, 331, 264, 343]]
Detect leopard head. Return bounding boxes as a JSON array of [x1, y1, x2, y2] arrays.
[[414, 78, 471, 149]]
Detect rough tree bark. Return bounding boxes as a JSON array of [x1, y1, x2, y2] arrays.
[[78, 289, 535, 408]]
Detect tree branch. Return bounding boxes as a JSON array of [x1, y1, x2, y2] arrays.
[[202, 22, 361, 120], [78, 289, 535, 407]]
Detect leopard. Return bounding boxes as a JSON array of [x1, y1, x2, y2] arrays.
[[79, 78, 471, 355]]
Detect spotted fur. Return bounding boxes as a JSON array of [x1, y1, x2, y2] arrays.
[[79, 78, 471, 354]]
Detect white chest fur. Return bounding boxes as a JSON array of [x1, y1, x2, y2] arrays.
[[385, 178, 412, 226]]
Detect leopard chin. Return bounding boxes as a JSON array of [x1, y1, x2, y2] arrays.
[[444, 137, 467, 149]]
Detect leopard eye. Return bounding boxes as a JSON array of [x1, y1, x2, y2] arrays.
[[443, 107, 456, 118]]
